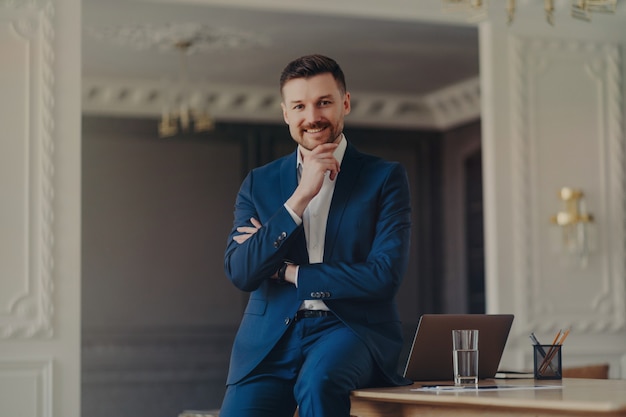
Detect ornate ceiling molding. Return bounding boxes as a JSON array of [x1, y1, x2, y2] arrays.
[[82, 22, 480, 130], [87, 22, 270, 53], [82, 76, 481, 131]]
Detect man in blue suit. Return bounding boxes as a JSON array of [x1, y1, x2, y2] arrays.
[[220, 54, 412, 417]]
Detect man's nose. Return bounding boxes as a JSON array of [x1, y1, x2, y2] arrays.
[[304, 107, 321, 124]]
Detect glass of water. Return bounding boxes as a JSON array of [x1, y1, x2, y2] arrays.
[[452, 329, 479, 386]]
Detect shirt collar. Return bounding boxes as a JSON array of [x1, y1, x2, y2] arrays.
[[296, 134, 347, 169]]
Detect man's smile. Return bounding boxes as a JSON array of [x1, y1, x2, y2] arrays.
[[305, 126, 325, 134]]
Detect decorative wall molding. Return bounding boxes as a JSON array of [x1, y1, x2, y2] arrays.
[[510, 35, 625, 335], [602, 43, 626, 332], [0, 0, 55, 339], [0, 358, 53, 417], [82, 76, 481, 131]]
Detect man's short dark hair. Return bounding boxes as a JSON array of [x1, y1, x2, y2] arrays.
[[279, 54, 347, 96]]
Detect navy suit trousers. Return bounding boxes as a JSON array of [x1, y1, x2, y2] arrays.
[[219, 315, 380, 417]]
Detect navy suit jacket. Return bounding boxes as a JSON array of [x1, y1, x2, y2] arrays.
[[224, 141, 412, 386]]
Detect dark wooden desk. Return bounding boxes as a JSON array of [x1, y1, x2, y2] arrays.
[[350, 378, 626, 417]]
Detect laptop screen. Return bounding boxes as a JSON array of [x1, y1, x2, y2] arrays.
[[403, 314, 514, 381]]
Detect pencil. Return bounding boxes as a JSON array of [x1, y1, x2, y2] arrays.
[[530, 333, 557, 374], [543, 330, 562, 359], [538, 330, 563, 375], [549, 329, 563, 346], [539, 329, 570, 375]]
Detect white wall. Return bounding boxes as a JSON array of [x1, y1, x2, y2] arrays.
[[480, 14, 626, 378], [0, 0, 81, 416]]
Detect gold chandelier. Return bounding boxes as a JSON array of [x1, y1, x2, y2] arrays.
[[159, 40, 214, 138], [442, 0, 618, 25]]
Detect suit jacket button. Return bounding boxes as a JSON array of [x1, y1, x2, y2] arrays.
[[324, 292, 331, 298], [284, 317, 291, 325], [273, 232, 287, 248]]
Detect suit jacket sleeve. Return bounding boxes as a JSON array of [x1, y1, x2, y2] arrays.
[[223, 157, 303, 292], [296, 160, 411, 302]]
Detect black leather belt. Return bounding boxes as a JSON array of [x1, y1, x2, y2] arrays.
[[295, 310, 334, 320]]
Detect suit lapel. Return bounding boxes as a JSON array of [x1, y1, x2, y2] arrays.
[[324, 143, 364, 261], [280, 151, 298, 203], [280, 150, 308, 262]]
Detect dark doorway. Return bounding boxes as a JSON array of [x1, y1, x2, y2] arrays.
[[465, 150, 485, 313]]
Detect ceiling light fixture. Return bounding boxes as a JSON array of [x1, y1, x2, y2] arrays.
[[442, 0, 487, 22], [571, 0, 618, 21], [442, 0, 619, 25], [87, 22, 270, 138], [159, 40, 214, 138]]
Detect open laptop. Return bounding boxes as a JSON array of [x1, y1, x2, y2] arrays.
[[403, 314, 514, 381]]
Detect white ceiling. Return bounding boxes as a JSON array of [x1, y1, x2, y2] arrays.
[[81, 0, 626, 129], [82, 0, 480, 97], [82, 0, 485, 128]]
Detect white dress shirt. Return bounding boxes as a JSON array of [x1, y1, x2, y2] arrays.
[[284, 135, 347, 311]]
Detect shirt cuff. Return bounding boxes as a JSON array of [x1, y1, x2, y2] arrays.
[[294, 265, 300, 288], [284, 203, 302, 226]]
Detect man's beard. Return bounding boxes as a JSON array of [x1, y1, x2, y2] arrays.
[[299, 123, 340, 150]]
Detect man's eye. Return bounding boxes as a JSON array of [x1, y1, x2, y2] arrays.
[[319, 100, 332, 106], [293, 104, 304, 110]]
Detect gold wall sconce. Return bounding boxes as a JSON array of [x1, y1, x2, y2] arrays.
[[550, 187, 594, 266]]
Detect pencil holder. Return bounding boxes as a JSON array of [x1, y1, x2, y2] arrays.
[[533, 344, 562, 380]]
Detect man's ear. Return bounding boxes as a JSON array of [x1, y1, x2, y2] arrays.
[[281, 102, 289, 124], [343, 92, 351, 116]]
